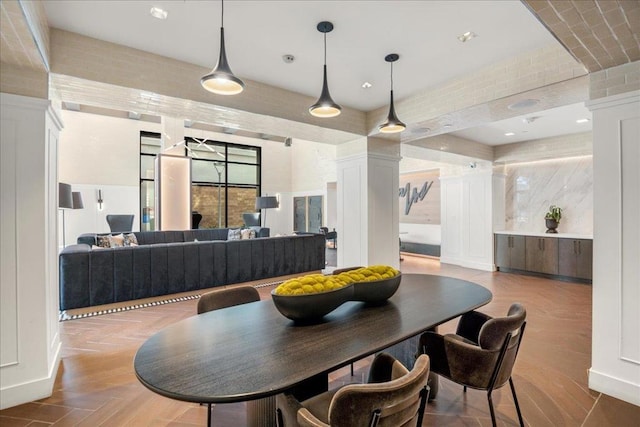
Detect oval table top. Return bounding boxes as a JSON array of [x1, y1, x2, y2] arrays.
[[134, 273, 492, 404]]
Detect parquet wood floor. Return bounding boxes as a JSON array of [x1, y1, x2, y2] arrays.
[[2, 255, 639, 426]]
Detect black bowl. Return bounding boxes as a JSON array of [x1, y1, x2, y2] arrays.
[[352, 273, 402, 304], [271, 284, 354, 322]]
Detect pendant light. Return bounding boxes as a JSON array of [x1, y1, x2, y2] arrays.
[[379, 53, 406, 133], [309, 21, 341, 118], [201, 0, 245, 95]]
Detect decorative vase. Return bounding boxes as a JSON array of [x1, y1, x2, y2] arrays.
[[545, 218, 559, 233]]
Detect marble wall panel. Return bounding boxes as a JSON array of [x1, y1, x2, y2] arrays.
[[504, 156, 593, 234]]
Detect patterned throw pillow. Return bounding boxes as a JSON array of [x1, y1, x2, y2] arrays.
[[227, 228, 242, 240], [124, 233, 138, 246], [109, 233, 125, 248], [96, 235, 111, 248], [241, 228, 256, 240]]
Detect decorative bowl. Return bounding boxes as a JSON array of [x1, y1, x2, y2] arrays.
[[352, 273, 402, 304], [271, 284, 354, 322]]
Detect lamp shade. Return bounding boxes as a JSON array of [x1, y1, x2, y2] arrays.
[[72, 191, 84, 209], [256, 196, 279, 210], [58, 183, 73, 209]]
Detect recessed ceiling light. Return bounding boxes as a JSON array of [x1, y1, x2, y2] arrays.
[[504, 132, 515, 136], [443, 124, 453, 128], [362, 82, 372, 89], [150, 6, 168, 20], [282, 54, 295, 64], [507, 99, 540, 110], [576, 118, 590, 123], [457, 31, 477, 42]]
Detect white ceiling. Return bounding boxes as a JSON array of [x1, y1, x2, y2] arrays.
[[451, 103, 592, 146], [43, 0, 557, 113]]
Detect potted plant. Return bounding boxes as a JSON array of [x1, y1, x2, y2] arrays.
[[544, 205, 562, 233]]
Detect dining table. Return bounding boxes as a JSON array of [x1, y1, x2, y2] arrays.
[[134, 273, 492, 426]]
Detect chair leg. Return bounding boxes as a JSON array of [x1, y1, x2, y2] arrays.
[[509, 377, 525, 427], [487, 391, 497, 427], [463, 385, 467, 393], [276, 408, 284, 427], [350, 362, 354, 376], [207, 403, 212, 427]]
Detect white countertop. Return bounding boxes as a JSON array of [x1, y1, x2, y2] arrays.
[[494, 230, 593, 239]]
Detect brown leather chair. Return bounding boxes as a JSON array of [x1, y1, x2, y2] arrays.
[[276, 353, 430, 427], [419, 303, 526, 427], [197, 286, 260, 426]]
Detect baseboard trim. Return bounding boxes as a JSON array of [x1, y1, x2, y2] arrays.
[[588, 368, 640, 407], [0, 341, 61, 410], [440, 257, 495, 272]]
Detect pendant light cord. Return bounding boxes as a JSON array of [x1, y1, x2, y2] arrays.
[[324, 32, 327, 66], [221, 0, 224, 28], [390, 61, 394, 90]]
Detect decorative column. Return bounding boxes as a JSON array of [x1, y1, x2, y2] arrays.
[[587, 88, 640, 406], [1, 93, 63, 409], [336, 137, 400, 268]]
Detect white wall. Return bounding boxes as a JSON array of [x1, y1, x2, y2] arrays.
[[439, 166, 498, 271], [1, 94, 63, 409], [588, 90, 640, 406], [58, 111, 337, 238]]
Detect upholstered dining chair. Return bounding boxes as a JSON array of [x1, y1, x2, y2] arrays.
[[106, 214, 134, 233], [418, 303, 526, 427], [276, 353, 430, 427], [319, 227, 337, 249], [197, 286, 261, 426]]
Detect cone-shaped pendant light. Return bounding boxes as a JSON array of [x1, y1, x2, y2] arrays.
[[309, 21, 341, 118], [201, 0, 245, 95], [379, 54, 406, 133]]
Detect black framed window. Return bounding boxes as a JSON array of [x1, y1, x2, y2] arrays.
[[139, 132, 262, 230]]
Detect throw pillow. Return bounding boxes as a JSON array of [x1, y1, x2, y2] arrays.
[[241, 228, 256, 240], [91, 245, 107, 250], [124, 233, 138, 246], [227, 228, 242, 241], [109, 233, 125, 248], [96, 235, 111, 248]]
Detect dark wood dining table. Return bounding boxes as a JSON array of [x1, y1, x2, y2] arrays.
[[134, 273, 492, 426]]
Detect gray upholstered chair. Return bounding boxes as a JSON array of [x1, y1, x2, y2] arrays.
[[197, 286, 261, 426], [242, 212, 261, 227], [106, 214, 134, 233], [276, 353, 430, 427], [419, 303, 526, 427]]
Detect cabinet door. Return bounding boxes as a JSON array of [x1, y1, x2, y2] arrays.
[[540, 237, 558, 275], [558, 239, 593, 279], [511, 235, 526, 270], [495, 235, 510, 268], [576, 239, 593, 280], [558, 239, 578, 277], [526, 237, 558, 274]]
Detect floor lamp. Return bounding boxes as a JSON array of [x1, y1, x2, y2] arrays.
[[255, 196, 279, 228], [213, 162, 224, 228], [58, 183, 73, 247]]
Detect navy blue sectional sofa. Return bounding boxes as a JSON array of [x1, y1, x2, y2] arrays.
[[59, 229, 326, 311]]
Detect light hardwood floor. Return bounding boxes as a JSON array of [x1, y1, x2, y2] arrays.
[[1, 255, 639, 426]]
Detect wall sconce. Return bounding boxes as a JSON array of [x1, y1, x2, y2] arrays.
[[97, 189, 104, 210]]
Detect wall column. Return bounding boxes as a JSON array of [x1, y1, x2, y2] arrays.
[[439, 166, 501, 272], [587, 89, 640, 406], [336, 137, 400, 268], [1, 93, 64, 409]]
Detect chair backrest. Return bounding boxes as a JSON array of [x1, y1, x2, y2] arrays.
[[197, 286, 260, 314], [325, 354, 430, 427], [106, 214, 134, 232], [192, 212, 203, 229], [243, 212, 261, 227], [479, 303, 527, 389]]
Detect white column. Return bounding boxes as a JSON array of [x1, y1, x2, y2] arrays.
[[587, 90, 640, 406], [336, 137, 400, 268], [1, 93, 63, 409], [439, 166, 498, 271]]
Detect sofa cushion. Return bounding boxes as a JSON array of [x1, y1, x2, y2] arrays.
[[109, 233, 125, 247], [228, 228, 242, 240]]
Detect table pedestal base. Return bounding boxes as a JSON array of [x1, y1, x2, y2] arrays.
[[247, 396, 276, 427]]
